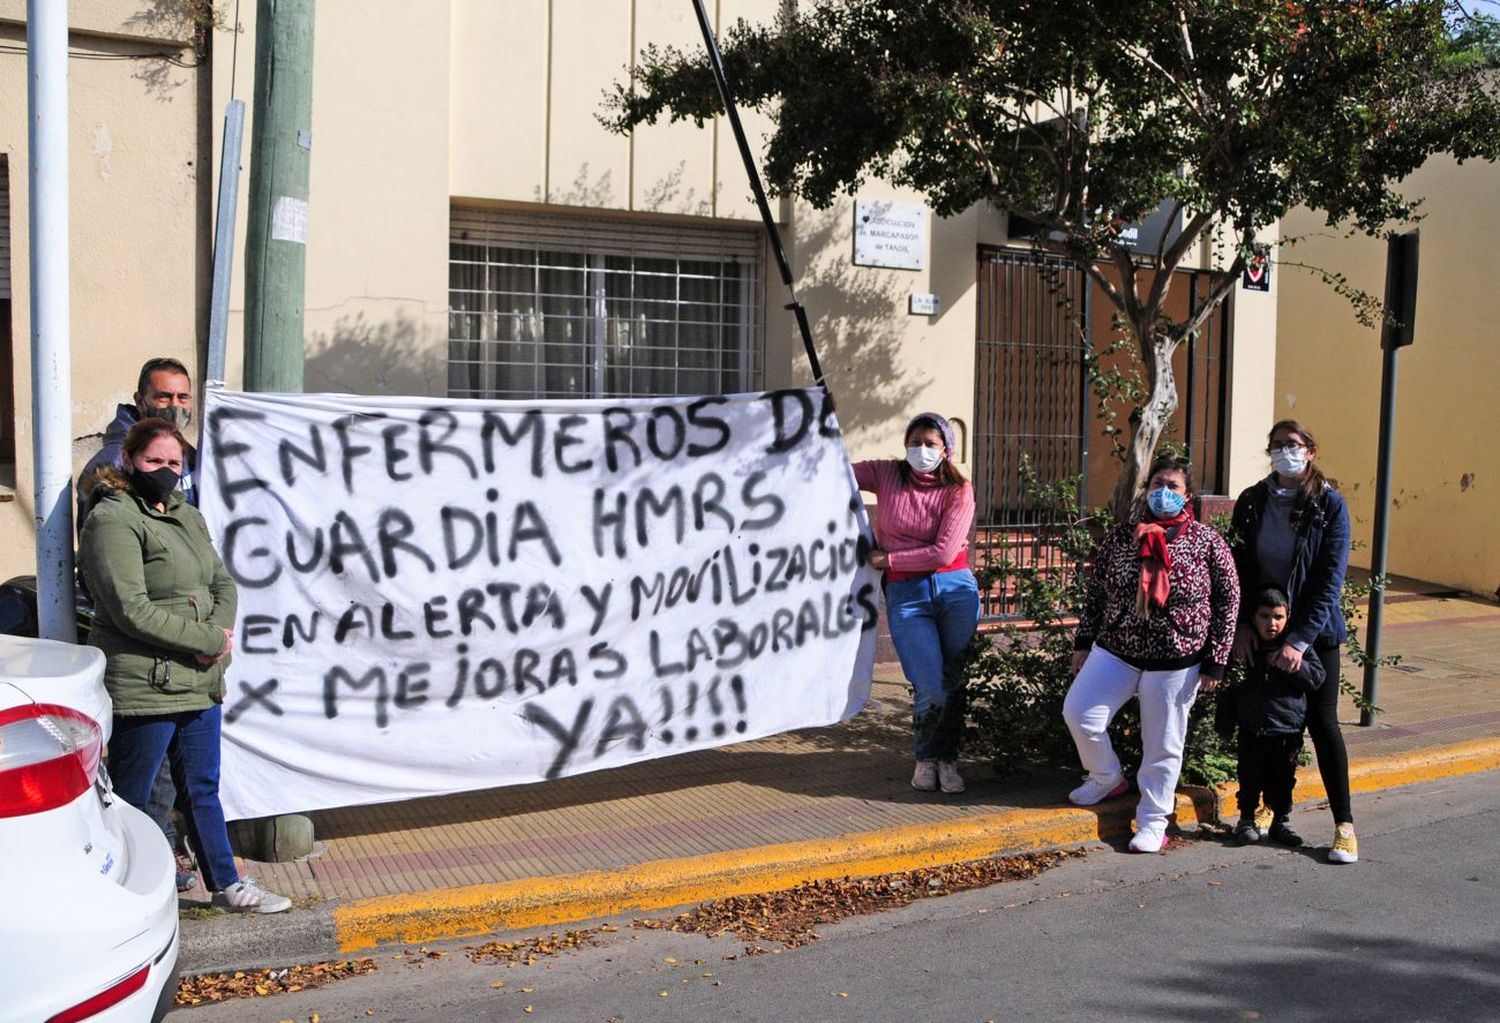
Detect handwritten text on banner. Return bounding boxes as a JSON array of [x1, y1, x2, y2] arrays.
[[200, 389, 878, 820]]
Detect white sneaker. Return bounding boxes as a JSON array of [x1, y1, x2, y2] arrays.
[[212, 877, 292, 914], [1129, 821, 1168, 854], [911, 760, 938, 791], [938, 761, 965, 794], [1068, 773, 1128, 806]]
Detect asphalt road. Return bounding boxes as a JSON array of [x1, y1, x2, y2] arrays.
[[176, 772, 1500, 1023]]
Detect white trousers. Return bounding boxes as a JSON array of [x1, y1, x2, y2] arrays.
[[1062, 645, 1202, 828]]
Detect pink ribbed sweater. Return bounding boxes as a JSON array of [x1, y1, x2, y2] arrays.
[[852, 459, 975, 577]]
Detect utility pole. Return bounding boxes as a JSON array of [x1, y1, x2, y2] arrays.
[[27, 0, 76, 642], [243, 0, 315, 393], [241, 0, 316, 861]]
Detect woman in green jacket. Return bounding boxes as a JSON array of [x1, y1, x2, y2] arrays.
[[79, 418, 290, 914]]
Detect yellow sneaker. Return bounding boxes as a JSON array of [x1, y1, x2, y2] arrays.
[[1253, 805, 1275, 831], [1328, 824, 1358, 864]]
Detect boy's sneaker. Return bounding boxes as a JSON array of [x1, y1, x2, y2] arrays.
[[1328, 824, 1359, 864], [212, 877, 292, 915], [1068, 773, 1128, 806], [1267, 820, 1304, 847], [1232, 817, 1263, 845], [1128, 820, 1168, 854], [938, 760, 965, 794], [911, 760, 939, 792]]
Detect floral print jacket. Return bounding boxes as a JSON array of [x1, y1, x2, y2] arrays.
[[1073, 519, 1240, 678]]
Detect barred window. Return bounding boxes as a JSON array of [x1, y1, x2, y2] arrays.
[[449, 209, 762, 400]]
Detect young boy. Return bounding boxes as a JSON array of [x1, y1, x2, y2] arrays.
[[1232, 588, 1326, 847]]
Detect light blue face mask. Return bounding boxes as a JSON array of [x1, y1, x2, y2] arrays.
[[1146, 486, 1187, 518]]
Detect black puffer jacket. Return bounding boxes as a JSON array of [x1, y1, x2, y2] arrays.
[[1235, 644, 1326, 738]]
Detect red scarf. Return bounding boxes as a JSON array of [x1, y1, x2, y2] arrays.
[[1134, 509, 1193, 615]]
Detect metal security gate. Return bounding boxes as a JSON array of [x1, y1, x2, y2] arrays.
[[973, 248, 1090, 620], [973, 247, 1233, 621]]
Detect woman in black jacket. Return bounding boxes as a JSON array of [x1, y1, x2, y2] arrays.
[[1230, 420, 1357, 864]]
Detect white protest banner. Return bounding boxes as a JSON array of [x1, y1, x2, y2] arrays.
[[199, 389, 879, 820]]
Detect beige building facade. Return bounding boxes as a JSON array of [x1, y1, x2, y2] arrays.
[[0, 1, 206, 579], [1278, 156, 1500, 599], [1, 1, 1280, 591]]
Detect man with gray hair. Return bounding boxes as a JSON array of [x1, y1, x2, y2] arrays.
[[77, 356, 199, 525]]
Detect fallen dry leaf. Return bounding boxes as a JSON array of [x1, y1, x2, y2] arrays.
[[175, 960, 377, 1007], [634, 848, 1087, 952], [467, 929, 600, 965]]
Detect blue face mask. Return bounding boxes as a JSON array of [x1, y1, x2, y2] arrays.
[[1146, 487, 1187, 518]]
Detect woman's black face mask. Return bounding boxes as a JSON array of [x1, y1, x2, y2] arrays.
[[132, 466, 180, 506]]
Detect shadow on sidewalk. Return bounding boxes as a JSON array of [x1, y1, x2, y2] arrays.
[[301, 688, 1096, 842]]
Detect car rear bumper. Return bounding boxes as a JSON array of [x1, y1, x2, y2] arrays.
[[0, 799, 180, 1023]]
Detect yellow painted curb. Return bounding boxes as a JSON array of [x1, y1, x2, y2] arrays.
[[1210, 735, 1500, 815], [335, 736, 1500, 953], [334, 790, 1212, 953]]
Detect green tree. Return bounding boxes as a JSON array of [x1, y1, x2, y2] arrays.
[[606, 0, 1500, 515]]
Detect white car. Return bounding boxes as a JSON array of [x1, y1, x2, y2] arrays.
[[0, 635, 179, 1023]]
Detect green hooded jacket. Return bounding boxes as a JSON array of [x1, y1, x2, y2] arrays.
[[77, 478, 238, 715]]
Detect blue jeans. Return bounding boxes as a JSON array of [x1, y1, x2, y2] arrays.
[[108, 706, 240, 892], [145, 761, 179, 851], [886, 569, 980, 761]]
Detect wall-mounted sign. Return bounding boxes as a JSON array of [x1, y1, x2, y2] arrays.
[[853, 199, 928, 270], [1116, 199, 1184, 255], [909, 292, 940, 316], [1008, 196, 1185, 256], [1242, 246, 1271, 292]]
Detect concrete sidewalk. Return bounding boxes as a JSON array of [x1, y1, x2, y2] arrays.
[[180, 580, 1500, 973]]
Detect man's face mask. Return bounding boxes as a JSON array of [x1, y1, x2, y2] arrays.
[[141, 405, 192, 431]]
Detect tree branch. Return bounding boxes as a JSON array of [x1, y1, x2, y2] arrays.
[[1081, 259, 1129, 322], [1175, 2, 1213, 114], [1171, 239, 1250, 346], [1144, 208, 1214, 314]]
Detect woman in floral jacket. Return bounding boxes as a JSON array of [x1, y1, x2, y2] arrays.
[[1062, 454, 1240, 852]]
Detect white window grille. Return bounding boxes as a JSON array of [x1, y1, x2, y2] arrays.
[[449, 208, 762, 400]]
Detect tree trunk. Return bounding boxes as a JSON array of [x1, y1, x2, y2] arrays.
[[1109, 340, 1178, 521]]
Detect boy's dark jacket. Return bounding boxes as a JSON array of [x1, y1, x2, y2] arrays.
[[1235, 642, 1326, 737]]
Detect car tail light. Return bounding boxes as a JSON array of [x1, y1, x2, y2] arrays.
[[0, 703, 103, 818], [45, 964, 150, 1023]]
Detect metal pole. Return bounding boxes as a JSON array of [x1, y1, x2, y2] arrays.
[[206, 100, 246, 390], [1361, 230, 1418, 725], [26, 0, 76, 643], [686, 0, 827, 391], [1360, 342, 1398, 725], [244, 0, 315, 393]]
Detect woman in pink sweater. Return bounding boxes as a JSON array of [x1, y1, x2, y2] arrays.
[[853, 413, 979, 794]]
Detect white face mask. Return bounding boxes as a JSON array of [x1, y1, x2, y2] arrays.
[[906, 446, 944, 473], [1271, 447, 1308, 477]]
